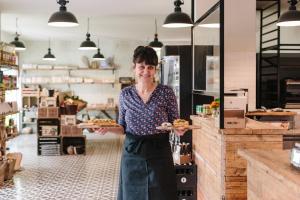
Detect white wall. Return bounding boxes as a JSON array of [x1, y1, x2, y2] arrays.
[[224, 0, 257, 110], [17, 38, 145, 105], [195, 0, 219, 21]]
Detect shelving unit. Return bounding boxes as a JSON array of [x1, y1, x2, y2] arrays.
[[21, 67, 118, 87], [0, 43, 20, 157]]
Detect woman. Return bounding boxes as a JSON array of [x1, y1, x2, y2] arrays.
[[96, 46, 187, 200]]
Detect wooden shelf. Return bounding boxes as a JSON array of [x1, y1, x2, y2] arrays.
[[22, 67, 116, 71], [0, 64, 19, 71], [0, 88, 19, 91], [22, 82, 116, 85], [0, 111, 19, 117]]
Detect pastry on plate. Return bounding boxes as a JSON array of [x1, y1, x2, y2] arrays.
[[173, 119, 189, 128], [87, 119, 117, 126], [161, 122, 173, 128]]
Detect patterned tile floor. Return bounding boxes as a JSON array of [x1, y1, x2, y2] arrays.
[[0, 133, 123, 200]]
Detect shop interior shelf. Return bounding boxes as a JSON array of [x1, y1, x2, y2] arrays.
[[0, 64, 19, 71]]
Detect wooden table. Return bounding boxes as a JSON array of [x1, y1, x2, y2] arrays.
[[238, 149, 300, 200], [246, 111, 297, 117]]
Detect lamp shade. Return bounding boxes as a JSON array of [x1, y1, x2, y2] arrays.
[[10, 35, 26, 51], [149, 34, 163, 50], [277, 0, 300, 26], [163, 0, 193, 28], [79, 33, 97, 50], [93, 48, 105, 61], [48, 0, 79, 27], [277, 10, 300, 26], [48, 10, 79, 27], [43, 48, 56, 61]]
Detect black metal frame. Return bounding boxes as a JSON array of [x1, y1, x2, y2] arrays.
[[191, 0, 224, 128]]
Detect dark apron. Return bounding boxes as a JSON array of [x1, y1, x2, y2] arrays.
[[117, 133, 177, 200]]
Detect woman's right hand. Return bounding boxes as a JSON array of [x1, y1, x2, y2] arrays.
[[92, 128, 109, 135]]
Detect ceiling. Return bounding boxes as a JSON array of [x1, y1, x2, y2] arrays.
[[0, 0, 192, 42]]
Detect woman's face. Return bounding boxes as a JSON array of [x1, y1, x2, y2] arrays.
[[134, 61, 156, 84]]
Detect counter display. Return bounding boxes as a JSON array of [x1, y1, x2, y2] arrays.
[[191, 115, 300, 200], [239, 149, 300, 200]]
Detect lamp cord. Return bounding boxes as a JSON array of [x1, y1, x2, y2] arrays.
[[15, 17, 19, 36], [87, 17, 90, 33], [155, 18, 157, 34]]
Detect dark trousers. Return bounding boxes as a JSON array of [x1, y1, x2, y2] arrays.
[[117, 133, 177, 200]]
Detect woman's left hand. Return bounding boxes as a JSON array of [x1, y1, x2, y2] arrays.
[[174, 127, 188, 136]]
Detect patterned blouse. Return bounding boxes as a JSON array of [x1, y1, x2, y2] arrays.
[[118, 84, 179, 135]]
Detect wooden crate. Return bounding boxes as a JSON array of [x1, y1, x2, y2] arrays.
[[61, 125, 82, 136], [61, 136, 86, 155], [0, 161, 5, 187]]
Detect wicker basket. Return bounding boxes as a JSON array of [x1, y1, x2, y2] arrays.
[[4, 159, 16, 180], [0, 161, 6, 186], [7, 152, 22, 171]]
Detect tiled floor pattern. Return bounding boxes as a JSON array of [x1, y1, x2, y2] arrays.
[[0, 133, 123, 200]]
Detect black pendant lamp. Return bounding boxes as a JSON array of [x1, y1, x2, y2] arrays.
[[43, 39, 56, 61], [163, 0, 193, 28], [79, 18, 97, 50], [48, 0, 79, 27], [93, 39, 105, 61], [149, 18, 163, 50], [277, 0, 300, 26], [10, 18, 26, 51]]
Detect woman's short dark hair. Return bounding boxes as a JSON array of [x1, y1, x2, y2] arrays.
[[133, 46, 158, 66]]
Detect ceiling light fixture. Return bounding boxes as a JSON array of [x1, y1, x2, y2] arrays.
[[93, 39, 105, 61], [10, 18, 26, 51], [198, 10, 220, 28], [79, 18, 97, 50], [163, 0, 193, 28], [277, 0, 300, 26], [43, 39, 56, 61], [48, 0, 79, 27], [149, 18, 163, 50]]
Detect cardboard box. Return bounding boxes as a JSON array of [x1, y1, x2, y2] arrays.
[[173, 153, 192, 165], [38, 107, 59, 118], [61, 115, 76, 125], [38, 108, 47, 118], [224, 96, 247, 110], [41, 125, 58, 136], [40, 97, 57, 107], [61, 125, 71, 136], [224, 109, 246, 128], [61, 125, 82, 136], [47, 107, 59, 118]]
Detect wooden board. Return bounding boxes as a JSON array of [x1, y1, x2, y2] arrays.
[[156, 125, 201, 131], [246, 111, 297, 117], [77, 123, 121, 129]]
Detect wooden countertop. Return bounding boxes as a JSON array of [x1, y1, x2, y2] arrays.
[[191, 115, 295, 135], [246, 111, 297, 117], [238, 149, 300, 187]]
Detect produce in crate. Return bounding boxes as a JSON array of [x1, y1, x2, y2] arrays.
[[62, 95, 87, 112]]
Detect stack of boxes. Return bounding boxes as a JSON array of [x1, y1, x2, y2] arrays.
[[37, 95, 61, 156], [224, 89, 248, 129], [37, 91, 86, 156], [175, 164, 197, 200], [60, 110, 86, 155], [171, 140, 197, 200]]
